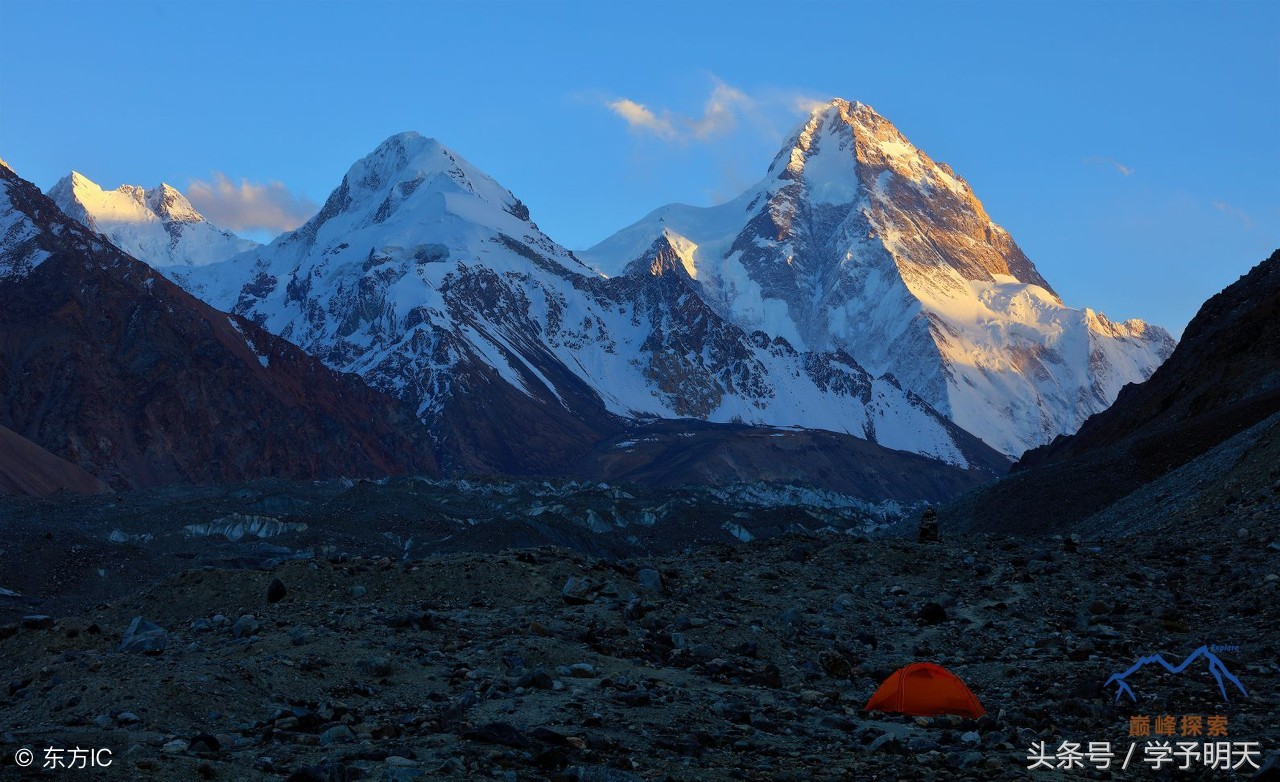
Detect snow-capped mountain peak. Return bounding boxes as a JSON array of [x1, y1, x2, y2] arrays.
[[47, 171, 257, 267], [270, 132, 573, 275], [172, 131, 999, 474], [145, 183, 202, 223], [584, 98, 1175, 456]]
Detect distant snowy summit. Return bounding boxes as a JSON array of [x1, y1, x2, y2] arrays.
[[584, 99, 1176, 455], [48, 171, 257, 267], [37, 99, 1175, 465], [174, 130, 996, 475]]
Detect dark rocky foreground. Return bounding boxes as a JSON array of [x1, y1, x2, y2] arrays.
[[2, 504, 1277, 780]]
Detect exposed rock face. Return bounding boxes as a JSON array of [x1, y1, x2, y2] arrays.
[[584, 99, 1176, 456], [47, 172, 258, 267], [176, 132, 999, 478], [945, 249, 1280, 533], [0, 162, 438, 489]]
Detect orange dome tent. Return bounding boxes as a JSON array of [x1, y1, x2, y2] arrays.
[[865, 662, 985, 718]]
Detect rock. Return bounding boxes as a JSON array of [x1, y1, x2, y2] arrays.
[[162, 739, 189, 754], [818, 649, 854, 679], [349, 585, 367, 598], [190, 733, 220, 754], [287, 763, 365, 781], [869, 733, 900, 752], [918, 507, 940, 543], [560, 766, 646, 782], [568, 663, 596, 678], [519, 668, 555, 690], [267, 577, 287, 603], [918, 602, 947, 624], [318, 724, 356, 745], [776, 607, 804, 625], [231, 614, 260, 639], [636, 568, 664, 594], [362, 657, 394, 677], [116, 711, 141, 724], [21, 615, 53, 630], [119, 617, 167, 654], [562, 576, 596, 604], [459, 721, 533, 749]]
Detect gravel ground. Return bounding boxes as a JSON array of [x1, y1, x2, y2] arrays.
[[2, 515, 1277, 780]]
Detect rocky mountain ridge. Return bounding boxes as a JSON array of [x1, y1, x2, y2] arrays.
[[0, 162, 438, 490], [585, 99, 1176, 456], [48, 170, 259, 267], [174, 131, 1000, 478]]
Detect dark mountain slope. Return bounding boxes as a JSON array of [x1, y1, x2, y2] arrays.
[[943, 250, 1279, 533], [0, 423, 106, 496], [0, 162, 438, 489]]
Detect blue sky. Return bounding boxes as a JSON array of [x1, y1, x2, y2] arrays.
[[1, 0, 1276, 335]]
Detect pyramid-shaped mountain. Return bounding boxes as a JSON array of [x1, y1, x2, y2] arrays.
[[584, 99, 1176, 456]]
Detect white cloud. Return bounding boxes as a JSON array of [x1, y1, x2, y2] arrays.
[[606, 98, 677, 140], [689, 82, 751, 140], [605, 79, 821, 144], [1085, 156, 1134, 177], [1213, 200, 1254, 228], [789, 95, 831, 115], [185, 173, 317, 233]]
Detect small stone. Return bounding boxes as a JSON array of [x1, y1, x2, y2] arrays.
[[818, 649, 853, 679], [349, 585, 367, 598], [869, 733, 899, 752], [119, 617, 168, 654], [319, 724, 356, 745], [918, 602, 948, 624], [231, 614, 259, 639], [568, 663, 596, 678], [266, 577, 287, 604], [636, 568, 664, 594], [116, 711, 141, 724], [459, 721, 533, 749], [162, 739, 189, 754], [190, 733, 220, 754], [562, 576, 596, 605], [362, 656, 394, 677]]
